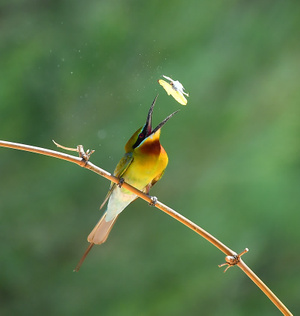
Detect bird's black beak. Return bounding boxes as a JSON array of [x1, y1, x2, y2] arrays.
[[152, 108, 179, 135], [142, 95, 179, 137], [150, 95, 179, 135], [141, 95, 157, 137]]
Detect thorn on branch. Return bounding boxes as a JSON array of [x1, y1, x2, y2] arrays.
[[219, 248, 249, 273], [52, 140, 95, 165], [77, 145, 95, 165]]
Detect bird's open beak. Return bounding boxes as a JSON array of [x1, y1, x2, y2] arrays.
[[150, 96, 179, 135], [152, 108, 179, 134], [142, 95, 157, 137], [142, 95, 179, 137]]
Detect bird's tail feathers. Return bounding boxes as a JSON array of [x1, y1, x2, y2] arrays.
[[87, 212, 118, 245]]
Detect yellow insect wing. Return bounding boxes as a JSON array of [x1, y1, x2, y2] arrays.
[[158, 79, 187, 105], [158, 79, 174, 95], [171, 90, 187, 105]]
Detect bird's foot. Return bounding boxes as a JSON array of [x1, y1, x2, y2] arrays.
[[53, 140, 95, 165], [118, 177, 125, 188], [218, 248, 249, 272], [149, 196, 158, 206]]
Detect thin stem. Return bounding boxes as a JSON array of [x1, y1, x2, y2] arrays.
[[0, 140, 293, 316], [237, 260, 292, 316]]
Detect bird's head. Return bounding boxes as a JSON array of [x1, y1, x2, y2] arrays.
[[125, 95, 178, 152]]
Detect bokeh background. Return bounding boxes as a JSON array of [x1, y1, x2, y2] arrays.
[[1, 1, 299, 315]]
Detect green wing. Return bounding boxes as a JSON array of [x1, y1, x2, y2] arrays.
[[100, 152, 134, 209]]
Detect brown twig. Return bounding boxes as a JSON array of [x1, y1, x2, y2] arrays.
[[0, 140, 293, 316]]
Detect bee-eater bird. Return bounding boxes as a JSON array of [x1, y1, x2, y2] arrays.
[[74, 95, 178, 271]]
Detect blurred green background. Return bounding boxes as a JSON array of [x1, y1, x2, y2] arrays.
[[1, 1, 299, 315]]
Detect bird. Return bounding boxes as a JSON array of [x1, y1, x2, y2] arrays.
[[74, 95, 178, 271]]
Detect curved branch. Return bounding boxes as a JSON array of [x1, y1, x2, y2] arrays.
[[0, 140, 292, 316]]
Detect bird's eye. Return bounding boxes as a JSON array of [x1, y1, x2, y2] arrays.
[[132, 132, 145, 149]]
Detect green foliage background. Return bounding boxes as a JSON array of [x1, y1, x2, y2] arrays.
[[1, 1, 299, 315]]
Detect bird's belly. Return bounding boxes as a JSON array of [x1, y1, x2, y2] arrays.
[[123, 154, 167, 190], [106, 188, 137, 221], [105, 149, 168, 221]]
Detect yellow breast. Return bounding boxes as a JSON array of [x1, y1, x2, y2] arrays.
[[123, 131, 168, 190]]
